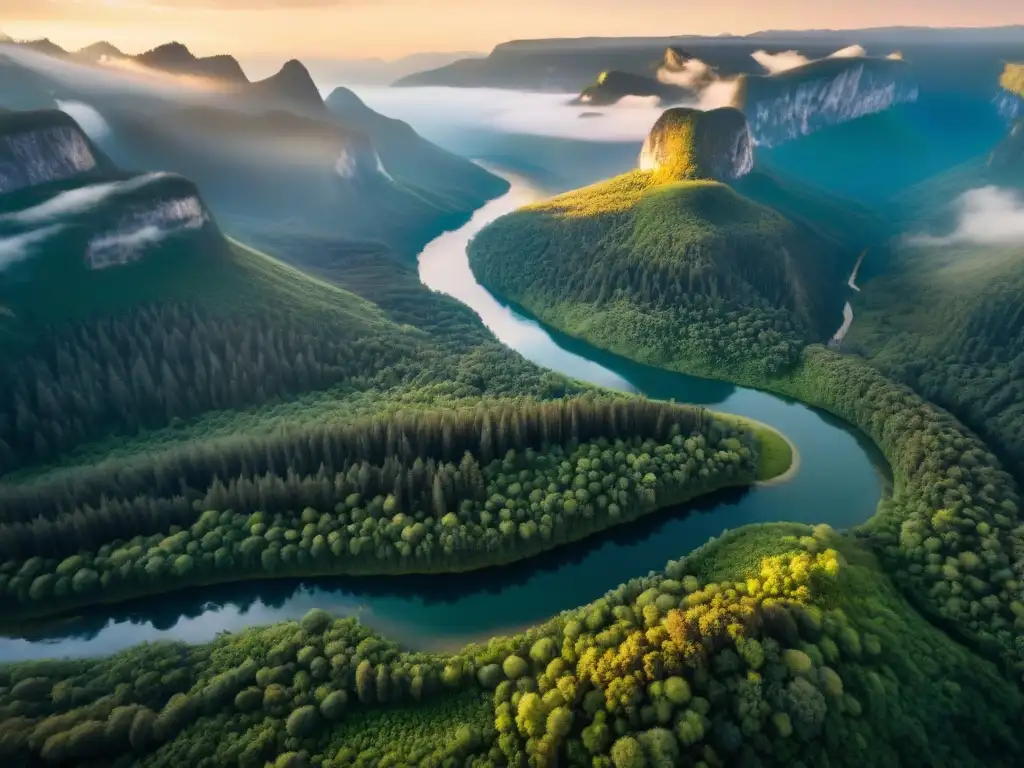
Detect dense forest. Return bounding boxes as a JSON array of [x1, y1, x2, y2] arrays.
[[4, 68, 1024, 765], [758, 346, 1024, 681], [468, 170, 852, 380], [0, 396, 774, 620], [845, 238, 1024, 483], [1, 523, 1021, 767]]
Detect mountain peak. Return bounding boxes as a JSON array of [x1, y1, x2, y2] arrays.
[[663, 46, 694, 70], [22, 38, 69, 58], [639, 107, 754, 182], [325, 86, 367, 111], [280, 59, 310, 75], [77, 41, 126, 62], [251, 59, 325, 114], [135, 42, 247, 83], [145, 41, 194, 60]]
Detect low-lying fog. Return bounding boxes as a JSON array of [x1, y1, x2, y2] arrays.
[[320, 85, 671, 144]]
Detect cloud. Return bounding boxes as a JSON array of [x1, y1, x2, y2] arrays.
[[54, 99, 111, 141], [751, 49, 810, 75], [829, 44, 868, 59], [0, 173, 171, 225], [653, 57, 743, 109], [0, 42, 230, 97], [344, 85, 673, 143], [751, 43, 868, 75], [908, 187, 1024, 246], [656, 57, 716, 88], [0, 225, 63, 272]]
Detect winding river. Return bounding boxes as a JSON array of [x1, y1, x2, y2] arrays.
[[0, 174, 889, 662]]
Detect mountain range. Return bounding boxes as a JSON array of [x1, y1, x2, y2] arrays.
[[0, 38, 509, 261], [396, 28, 1024, 94]]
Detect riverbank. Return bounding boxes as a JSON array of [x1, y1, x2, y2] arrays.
[[719, 414, 799, 486]]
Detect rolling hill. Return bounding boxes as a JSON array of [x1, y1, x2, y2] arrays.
[[469, 107, 861, 380]]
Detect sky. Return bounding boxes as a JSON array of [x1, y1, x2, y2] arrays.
[[1, 0, 1023, 61]]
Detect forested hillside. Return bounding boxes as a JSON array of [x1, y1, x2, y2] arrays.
[[469, 110, 860, 381], [845, 236, 1024, 481], [0, 396, 772, 621]]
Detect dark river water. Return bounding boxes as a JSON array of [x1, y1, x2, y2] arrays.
[[0, 173, 888, 662]]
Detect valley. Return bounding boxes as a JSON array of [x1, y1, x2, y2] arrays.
[[1, 19, 1024, 768]]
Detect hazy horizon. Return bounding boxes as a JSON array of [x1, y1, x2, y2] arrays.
[[3, 1, 1024, 61]]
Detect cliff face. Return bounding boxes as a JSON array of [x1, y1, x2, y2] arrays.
[[334, 131, 389, 182], [84, 183, 212, 270], [639, 107, 754, 182], [737, 58, 918, 147], [0, 167, 218, 273], [996, 64, 1024, 122], [0, 111, 100, 193]]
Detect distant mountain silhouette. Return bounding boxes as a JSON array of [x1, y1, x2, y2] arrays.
[[135, 42, 248, 83], [76, 41, 126, 63], [18, 39, 69, 58], [249, 59, 326, 115]]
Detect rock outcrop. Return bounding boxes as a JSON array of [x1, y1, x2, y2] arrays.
[[996, 63, 1024, 122], [639, 107, 754, 182], [0, 110, 101, 193]]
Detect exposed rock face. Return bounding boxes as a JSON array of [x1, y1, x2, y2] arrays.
[[86, 194, 209, 269], [997, 63, 1024, 122], [0, 114, 97, 193], [639, 107, 753, 182], [0, 165, 217, 273], [663, 47, 695, 71], [334, 132, 387, 182], [737, 57, 918, 147], [995, 91, 1023, 122]]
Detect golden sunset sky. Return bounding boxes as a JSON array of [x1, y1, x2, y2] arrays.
[[2, 0, 1023, 61]]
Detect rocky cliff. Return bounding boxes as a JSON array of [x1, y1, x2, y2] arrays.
[[639, 107, 754, 182], [0, 110, 105, 194], [735, 57, 918, 147]]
